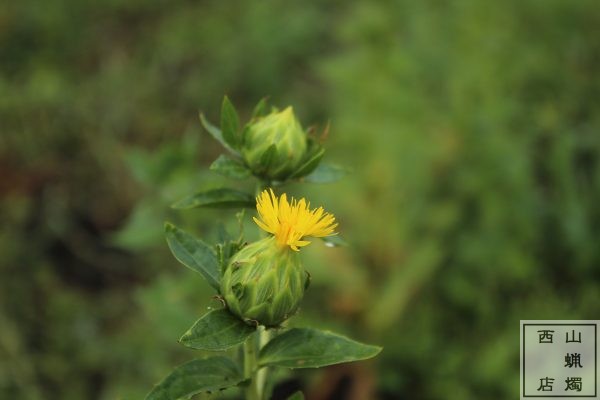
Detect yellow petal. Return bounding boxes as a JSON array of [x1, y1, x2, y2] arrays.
[[253, 189, 337, 251]]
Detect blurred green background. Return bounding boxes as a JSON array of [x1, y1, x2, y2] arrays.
[[1, 0, 599, 399]]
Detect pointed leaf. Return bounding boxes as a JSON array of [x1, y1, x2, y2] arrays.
[[199, 112, 237, 154], [258, 328, 382, 369], [287, 392, 305, 400], [172, 188, 255, 209], [304, 163, 350, 184], [179, 309, 256, 350], [210, 155, 251, 180], [165, 223, 220, 290], [252, 97, 269, 119], [258, 144, 277, 171], [240, 125, 250, 148], [289, 145, 325, 179], [146, 357, 243, 400], [221, 96, 240, 149], [216, 241, 240, 273], [321, 235, 349, 247]]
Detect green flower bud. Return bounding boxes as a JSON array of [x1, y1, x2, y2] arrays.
[[221, 237, 307, 327], [242, 106, 307, 180]]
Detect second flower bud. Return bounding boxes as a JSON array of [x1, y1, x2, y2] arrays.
[[242, 106, 307, 180]]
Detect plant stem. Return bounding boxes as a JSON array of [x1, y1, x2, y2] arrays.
[[244, 333, 260, 400], [255, 327, 270, 398]]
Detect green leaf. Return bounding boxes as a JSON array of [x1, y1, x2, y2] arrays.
[[164, 223, 220, 290], [258, 144, 277, 171], [289, 145, 325, 179], [240, 124, 250, 148], [221, 96, 240, 149], [287, 391, 305, 400], [217, 240, 244, 272], [172, 188, 255, 209], [304, 163, 350, 184], [252, 97, 269, 119], [179, 309, 256, 350], [210, 155, 251, 179], [199, 112, 237, 154], [320, 235, 349, 247], [258, 328, 382, 369], [145, 357, 243, 400]]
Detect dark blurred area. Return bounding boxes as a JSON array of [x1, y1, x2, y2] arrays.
[[1, 0, 599, 399]]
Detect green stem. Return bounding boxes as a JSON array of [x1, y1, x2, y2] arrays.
[[244, 333, 260, 400], [255, 327, 271, 398]]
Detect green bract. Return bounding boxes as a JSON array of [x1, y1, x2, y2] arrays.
[[221, 237, 307, 327], [242, 107, 307, 180]]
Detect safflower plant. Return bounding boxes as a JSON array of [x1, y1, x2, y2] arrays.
[[146, 97, 381, 400]]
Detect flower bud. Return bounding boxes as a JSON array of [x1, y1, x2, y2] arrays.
[[221, 237, 307, 327], [242, 106, 307, 180]]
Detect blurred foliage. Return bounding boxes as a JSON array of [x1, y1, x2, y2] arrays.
[[1, 0, 599, 399]]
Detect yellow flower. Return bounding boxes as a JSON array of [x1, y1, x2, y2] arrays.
[[253, 189, 338, 251]]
